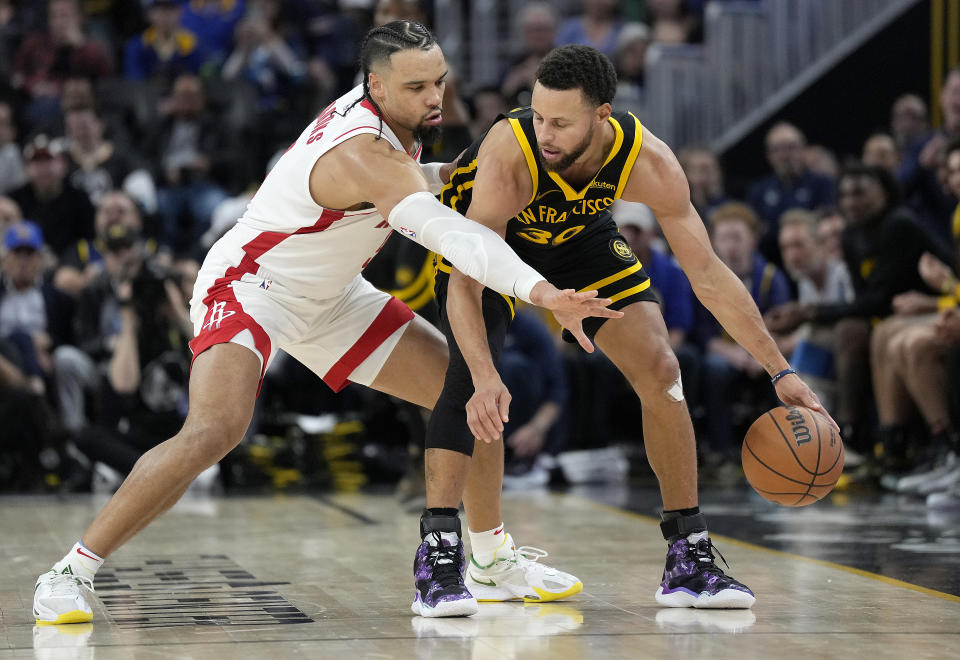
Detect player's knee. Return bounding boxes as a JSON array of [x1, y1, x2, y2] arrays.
[[627, 347, 681, 401], [178, 416, 246, 464]]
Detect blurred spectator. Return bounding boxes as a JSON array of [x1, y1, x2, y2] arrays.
[[0, 100, 26, 193], [148, 74, 231, 252], [804, 144, 840, 180], [55, 190, 152, 297], [0, 195, 21, 236], [697, 202, 790, 461], [0, 221, 75, 392], [816, 207, 845, 263], [0, 0, 26, 81], [501, 2, 558, 107], [469, 86, 507, 139], [677, 146, 729, 222], [556, 0, 624, 59], [647, 0, 696, 44], [9, 134, 95, 257], [221, 5, 307, 112], [862, 133, 900, 175], [777, 209, 853, 411], [867, 141, 960, 486], [500, 309, 568, 487], [766, 165, 952, 454], [891, 93, 930, 152], [60, 75, 96, 113], [177, 0, 246, 68], [80, 0, 144, 57], [898, 69, 959, 240], [71, 252, 197, 484], [64, 105, 157, 210], [11, 0, 113, 128], [124, 0, 207, 85], [748, 121, 835, 261], [612, 22, 650, 115]]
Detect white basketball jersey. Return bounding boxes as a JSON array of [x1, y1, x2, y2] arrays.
[[214, 85, 422, 299]]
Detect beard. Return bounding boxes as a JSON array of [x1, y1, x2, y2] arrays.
[[414, 123, 442, 147], [537, 124, 594, 172]]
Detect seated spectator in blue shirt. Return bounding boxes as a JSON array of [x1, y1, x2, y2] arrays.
[[678, 146, 731, 226], [555, 0, 624, 59], [0, 221, 75, 394], [695, 202, 791, 464], [748, 122, 835, 262], [177, 0, 245, 66], [124, 0, 207, 84]]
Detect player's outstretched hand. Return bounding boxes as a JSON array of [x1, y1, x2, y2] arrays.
[[467, 374, 512, 443], [774, 373, 840, 433], [530, 284, 623, 353]]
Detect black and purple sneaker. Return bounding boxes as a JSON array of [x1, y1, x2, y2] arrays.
[[655, 532, 755, 609], [411, 513, 478, 617]]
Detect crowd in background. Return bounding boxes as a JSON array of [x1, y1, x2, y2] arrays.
[[1, 0, 958, 507]]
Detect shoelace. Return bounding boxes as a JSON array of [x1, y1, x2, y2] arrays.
[[426, 532, 462, 590], [513, 546, 549, 564], [44, 572, 95, 596], [688, 538, 730, 576]]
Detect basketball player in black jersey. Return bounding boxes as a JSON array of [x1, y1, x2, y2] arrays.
[[421, 45, 838, 609]]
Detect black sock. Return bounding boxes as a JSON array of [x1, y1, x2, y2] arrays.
[[662, 506, 700, 520], [660, 507, 706, 542], [426, 507, 459, 518]]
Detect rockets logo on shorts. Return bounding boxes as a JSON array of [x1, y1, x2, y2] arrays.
[[202, 301, 237, 331]]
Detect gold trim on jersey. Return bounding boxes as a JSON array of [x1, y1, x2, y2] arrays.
[[577, 261, 643, 293], [434, 259, 516, 318], [546, 116, 625, 201], [438, 158, 479, 213], [609, 279, 651, 304], [509, 117, 539, 206], [615, 114, 644, 199]]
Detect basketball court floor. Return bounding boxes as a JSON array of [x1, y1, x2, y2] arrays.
[[3, 486, 959, 659]]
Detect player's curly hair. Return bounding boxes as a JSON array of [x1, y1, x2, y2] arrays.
[[534, 45, 618, 107]]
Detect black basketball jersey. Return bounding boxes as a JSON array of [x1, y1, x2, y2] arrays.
[[438, 106, 644, 271]]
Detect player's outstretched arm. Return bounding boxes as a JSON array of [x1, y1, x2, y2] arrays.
[[622, 130, 838, 430], [315, 133, 546, 301]]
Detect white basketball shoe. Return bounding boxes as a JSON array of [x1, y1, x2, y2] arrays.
[[33, 569, 94, 625], [465, 533, 583, 603]]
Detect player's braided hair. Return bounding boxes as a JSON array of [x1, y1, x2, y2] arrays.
[[344, 20, 437, 138], [535, 45, 617, 107]]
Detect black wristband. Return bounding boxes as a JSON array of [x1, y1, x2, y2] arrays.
[[770, 368, 797, 385]]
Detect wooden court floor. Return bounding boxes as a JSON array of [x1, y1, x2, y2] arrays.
[[2, 490, 959, 659]]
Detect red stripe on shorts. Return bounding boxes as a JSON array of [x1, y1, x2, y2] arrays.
[[190, 208, 347, 389], [322, 296, 414, 393]]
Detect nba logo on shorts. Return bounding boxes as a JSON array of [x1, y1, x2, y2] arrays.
[[202, 301, 236, 331]]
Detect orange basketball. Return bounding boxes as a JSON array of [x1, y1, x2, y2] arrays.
[[741, 406, 844, 506]]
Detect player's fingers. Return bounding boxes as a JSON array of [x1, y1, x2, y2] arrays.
[[590, 306, 624, 319], [569, 324, 595, 353], [498, 390, 511, 423], [570, 289, 599, 300], [465, 404, 485, 441], [481, 397, 504, 437]]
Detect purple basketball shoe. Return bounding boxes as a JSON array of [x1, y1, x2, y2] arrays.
[[411, 514, 478, 617], [656, 532, 756, 609]]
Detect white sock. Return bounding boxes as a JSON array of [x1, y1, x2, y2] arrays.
[[468, 523, 507, 567], [52, 541, 104, 581]]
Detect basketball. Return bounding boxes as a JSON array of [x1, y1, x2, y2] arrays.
[[741, 406, 844, 506]]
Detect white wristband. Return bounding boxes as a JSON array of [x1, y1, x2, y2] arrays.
[[420, 161, 446, 195]]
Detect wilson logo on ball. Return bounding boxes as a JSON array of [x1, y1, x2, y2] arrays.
[[784, 407, 812, 446]]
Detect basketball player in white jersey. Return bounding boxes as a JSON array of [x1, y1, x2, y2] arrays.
[[33, 21, 617, 623]]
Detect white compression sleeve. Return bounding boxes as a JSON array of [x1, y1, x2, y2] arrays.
[[420, 161, 446, 195], [387, 191, 546, 303]]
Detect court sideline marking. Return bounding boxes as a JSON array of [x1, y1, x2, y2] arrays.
[[563, 493, 960, 604]]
